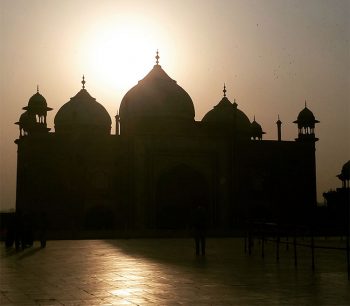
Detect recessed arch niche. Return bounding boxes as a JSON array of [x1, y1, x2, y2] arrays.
[[156, 164, 210, 229]]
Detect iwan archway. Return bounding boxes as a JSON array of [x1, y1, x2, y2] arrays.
[[156, 164, 211, 229]]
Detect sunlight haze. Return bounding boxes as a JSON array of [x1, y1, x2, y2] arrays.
[[1, 0, 349, 210]]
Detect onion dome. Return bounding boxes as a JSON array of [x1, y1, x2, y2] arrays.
[[251, 116, 265, 140], [54, 76, 111, 135], [202, 85, 251, 138], [293, 101, 319, 142], [119, 52, 195, 130], [293, 102, 319, 129], [23, 86, 52, 115]]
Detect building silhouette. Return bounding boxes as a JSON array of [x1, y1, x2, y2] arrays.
[[15, 55, 319, 236], [323, 161, 350, 229]]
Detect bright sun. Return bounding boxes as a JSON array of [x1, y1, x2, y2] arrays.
[[85, 20, 160, 93]]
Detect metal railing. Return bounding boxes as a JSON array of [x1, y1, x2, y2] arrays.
[[245, 221, 350, 280]]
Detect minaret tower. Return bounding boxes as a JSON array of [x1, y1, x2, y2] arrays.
[[15, 86, 52, 137], [293, 101, 319, 142]]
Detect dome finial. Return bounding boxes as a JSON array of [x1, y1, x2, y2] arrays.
[[305, 100, 307, 108], [37, 85, 39, 93], [276, 114, 282, 124], [232, 98, 238, 108], [82, 75, 86, 89], [223, 83, 227, 97], [155, 49, 160, 65]]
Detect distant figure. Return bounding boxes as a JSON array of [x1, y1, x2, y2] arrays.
[[5, 213, 15, 248], [14, 212, 23, 250], [193, 205, 207, 256], [21, 213, 33, 249], [38, 212, 47, 248]]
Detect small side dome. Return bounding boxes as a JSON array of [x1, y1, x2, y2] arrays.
[[202, 85, 251, 138], [202, 95, 233, 123], [251, 117, 265, 140], [54, 77, 111, 135]]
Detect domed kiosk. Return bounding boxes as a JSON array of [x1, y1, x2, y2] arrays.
[[54, 76, 111, 135], [15, 87, 52, 137], [202, 85, 251, 139], [293, 101, 319, 142], [250, 116, 265, 140], [119, 52, 195, 134], [24, 89, 52, 120]]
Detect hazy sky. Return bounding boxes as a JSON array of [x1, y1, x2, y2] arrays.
[[1, 0, 349, 210]]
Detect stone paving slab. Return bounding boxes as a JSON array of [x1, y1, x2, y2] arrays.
[[1, 238, 350, 305]]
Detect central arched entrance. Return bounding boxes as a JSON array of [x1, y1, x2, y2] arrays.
[[156, 164, 210, 229], [84, 205, 114, 230]]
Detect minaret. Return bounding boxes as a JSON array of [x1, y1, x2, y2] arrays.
[[293, 101, 319, 142], [276, 115, 282, 141], [15, 86, 52, 137]]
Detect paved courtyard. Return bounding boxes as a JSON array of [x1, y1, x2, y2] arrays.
[[1, 238, 350, 305]]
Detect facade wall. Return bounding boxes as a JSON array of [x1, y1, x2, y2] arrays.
[[15, 127, 317, 234]]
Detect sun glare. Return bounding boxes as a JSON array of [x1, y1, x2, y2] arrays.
[[85, 20, 160, 92]]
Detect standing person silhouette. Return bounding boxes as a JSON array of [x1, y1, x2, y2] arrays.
[[193, 205, 207, 256], [38, 212, 47, 248]]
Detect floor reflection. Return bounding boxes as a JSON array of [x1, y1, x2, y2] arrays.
[[1, 238, 349, 305]]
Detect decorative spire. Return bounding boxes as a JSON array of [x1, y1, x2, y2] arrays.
[[305, 100, 307, 108], [277, 114, 282, 124], [277, 114, 282, 141], [155, 49, 160, 65], [36, 85, 39, 93], [223, 83, 227, 97], [81, 75, 86, 89], [253, 115, 256, 121]]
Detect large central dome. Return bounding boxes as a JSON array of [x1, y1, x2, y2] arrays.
[[119, 64, 195, 123]]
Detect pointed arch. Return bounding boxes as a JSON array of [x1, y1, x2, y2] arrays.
[[155, 164, 210, 229]]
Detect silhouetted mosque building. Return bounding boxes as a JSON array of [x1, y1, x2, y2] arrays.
[[15, 55, 319, 235], [323, 161, 350, 227]]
